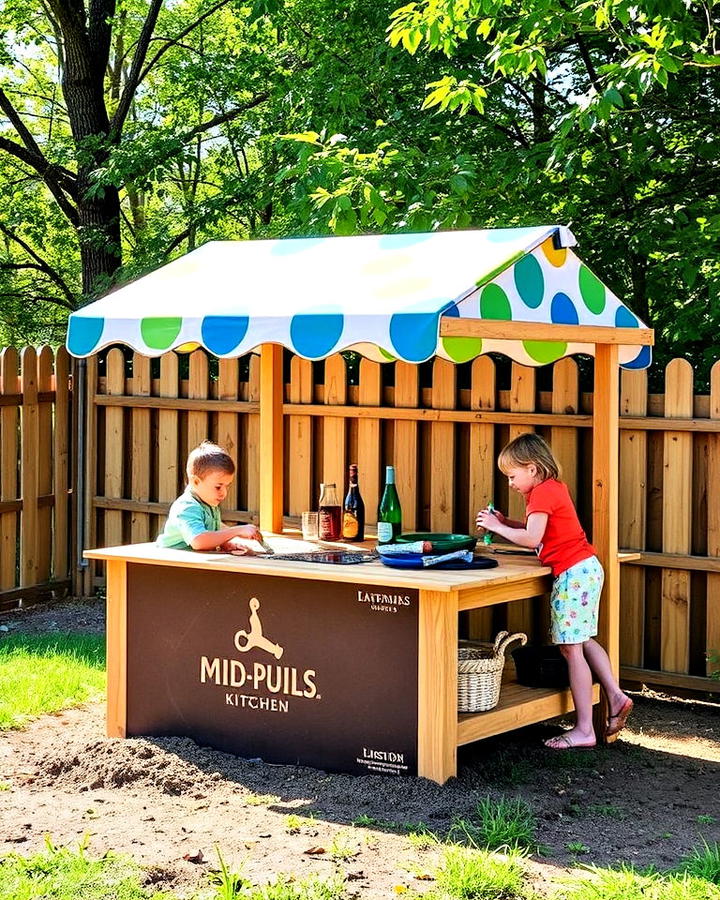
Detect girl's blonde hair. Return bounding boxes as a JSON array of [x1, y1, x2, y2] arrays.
[[498, 433, 560, 482]]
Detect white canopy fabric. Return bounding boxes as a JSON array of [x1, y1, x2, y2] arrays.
[[66, 227, 651, 369]]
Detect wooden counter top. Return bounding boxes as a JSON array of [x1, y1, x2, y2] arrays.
[[85, 539, 551, 593]]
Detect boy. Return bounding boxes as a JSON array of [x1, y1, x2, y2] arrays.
[[157, 441, 262, 552]]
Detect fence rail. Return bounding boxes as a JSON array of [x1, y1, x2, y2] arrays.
[[0, 346, 72, 609], [3, 344, 719, 695]]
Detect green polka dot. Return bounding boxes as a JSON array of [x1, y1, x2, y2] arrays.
[[141, 317, 183, 350], [442, 336, 483, 363], [523, 340, 568, 364], [378, 347, 397, 361], [579, 266, 606, 313], [513, 254, 545, 308], [480, 284, 512, 320]]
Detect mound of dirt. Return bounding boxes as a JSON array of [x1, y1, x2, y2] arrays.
[[2, 597, 720, 897]]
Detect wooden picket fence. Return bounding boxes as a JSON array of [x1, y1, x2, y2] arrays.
[[0, 346, 72, 609], [3, 343, 719, 696]]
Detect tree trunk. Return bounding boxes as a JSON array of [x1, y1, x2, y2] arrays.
[[55, 0, 122, 297]]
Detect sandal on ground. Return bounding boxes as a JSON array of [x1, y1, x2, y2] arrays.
[[606, 696, 634, 737], [544, 734, 596, 751]]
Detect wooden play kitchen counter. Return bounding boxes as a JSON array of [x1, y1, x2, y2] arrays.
[[85, 538, 605, 784]]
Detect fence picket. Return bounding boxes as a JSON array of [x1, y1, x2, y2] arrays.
[[357, 359, 381, 527], [53, 348, 70, 580], [467, 356, 497, 639], [104, 349, 126, 549], [0, 348, 19, 590], [245, 354, 260, 518], [20, 347, 38, 587], [217, 358, 240, 514], [430, 359, 456, 532], [322, 354, 347, 492], [187, 350, 209, 452], [394, 362, 419, 531], [157, 353, 180, 532], [36, 347, 54, 581], [130, 354, 151, 543], [506, 362, 536, 636], [661, 359, 694, 674], [708, 361, 720, 675], [619, 368, 648, 667], [287, 356, 313, 518]]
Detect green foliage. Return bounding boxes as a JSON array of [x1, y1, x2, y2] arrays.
[[428, 845, 527, 899], [0, 0, 718, 383], [448, 795, 537, 853], [0, 634, 105, 729], [564, 863, 720, 899], [675, 841, 720, 885], [0, 836, 178, 899]]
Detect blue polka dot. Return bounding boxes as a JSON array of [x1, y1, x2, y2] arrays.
[[443, 303, 460, 318], [67, 316, 104, 355], [615, 306, 639, 328], [378, 233, 433, 249], [290, 313, 344, 358], [270, 237, 323, 256], [550, 292, 579, 325], [390, 305, 451, 362], [622, 346, 651, 369], [201, 316, 249, 355]]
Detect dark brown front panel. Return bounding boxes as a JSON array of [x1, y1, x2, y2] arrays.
[[126, 565, 419, 776]]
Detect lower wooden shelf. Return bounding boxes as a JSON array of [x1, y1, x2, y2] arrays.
[[457, 679, 600, 746]]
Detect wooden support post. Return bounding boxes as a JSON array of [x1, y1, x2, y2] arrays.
[[417, 589, 458, 783], [260, 344, 284, 533], [592, 344, 619, 740], [106, 558, 127, 738]]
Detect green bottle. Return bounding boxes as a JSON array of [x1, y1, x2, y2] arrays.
[[377, 465, 402, 544]]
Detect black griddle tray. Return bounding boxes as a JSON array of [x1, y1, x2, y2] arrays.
[[265, 550, 377, 565]]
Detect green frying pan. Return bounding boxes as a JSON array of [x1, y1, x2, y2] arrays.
[[395, 532, 477, 553]]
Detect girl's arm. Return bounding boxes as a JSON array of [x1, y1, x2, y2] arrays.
[[477, 510, 548, 550]]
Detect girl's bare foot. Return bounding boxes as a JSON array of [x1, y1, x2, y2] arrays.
[[544, 729, 596, 750]]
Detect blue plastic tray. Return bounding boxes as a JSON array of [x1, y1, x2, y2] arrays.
[[378, 553, 498, 571]]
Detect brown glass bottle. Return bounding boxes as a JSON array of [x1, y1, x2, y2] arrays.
[[318, 482, 341, 541], [342, 464, 365, 541]]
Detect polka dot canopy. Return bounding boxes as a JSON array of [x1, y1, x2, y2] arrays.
[[66, 229, 650, 369]]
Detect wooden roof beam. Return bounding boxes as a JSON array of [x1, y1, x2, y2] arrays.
[[440, 319, 654, 346]]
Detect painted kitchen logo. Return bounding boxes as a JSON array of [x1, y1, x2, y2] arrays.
[[356, 588, 412, 614], [199, 596, 318, 713]]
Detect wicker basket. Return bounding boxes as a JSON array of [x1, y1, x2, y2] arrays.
[[457, 631, 528, 713]]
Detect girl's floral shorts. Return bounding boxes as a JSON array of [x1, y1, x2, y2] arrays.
[[550, 555, 604, 644]]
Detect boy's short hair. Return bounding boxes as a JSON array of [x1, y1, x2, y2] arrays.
[[187, 441, 235, 479], [498, 433, 560, 482]]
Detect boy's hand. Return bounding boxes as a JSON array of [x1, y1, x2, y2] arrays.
[[236, 524, 261, 541], [476, 507, 505, 531], [221, 537, 254, 554]]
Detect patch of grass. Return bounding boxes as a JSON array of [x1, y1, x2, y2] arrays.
[[0, 836, 178, 899], [429, 846, 526, 899], [675, 841, 720, 885], [329, 830, 358, 862], [569, 802, 626, 820], [211, 868, 346, 899], [284, 814, 316, 834], [0, 634, 105, 729], [698, 815, 717, 826], [567, 841, 590, 855], [407, 829, 439, 850], [245, 793, 281, 806], [565, 864, 720, 900], [448, 796, 537, 853]]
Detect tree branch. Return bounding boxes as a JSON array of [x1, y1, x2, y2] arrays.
[[0, 136, 79, 223], [110, 0, 164, 140], [137, 0, 233, 86], [0, 221, 77, 308]]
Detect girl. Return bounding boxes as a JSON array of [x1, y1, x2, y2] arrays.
[[476, 433, 633, 750]]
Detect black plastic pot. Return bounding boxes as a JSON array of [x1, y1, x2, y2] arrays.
[[512, 644, 569, 689]]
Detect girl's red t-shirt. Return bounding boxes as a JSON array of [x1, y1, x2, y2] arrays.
[[525, 478, 596, 576]]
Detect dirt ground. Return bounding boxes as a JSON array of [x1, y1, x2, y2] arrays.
[[2, 597, 720, 898]]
